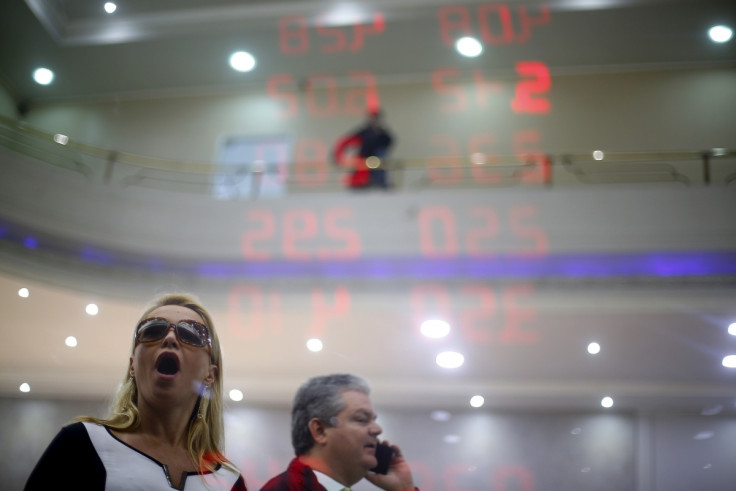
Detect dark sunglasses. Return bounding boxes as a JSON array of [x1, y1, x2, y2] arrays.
[[135, 317, 212, 348]]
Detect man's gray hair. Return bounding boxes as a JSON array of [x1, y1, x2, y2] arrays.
[[291, 373, 371, 455]]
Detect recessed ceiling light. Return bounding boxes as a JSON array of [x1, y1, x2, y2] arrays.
[[709, 25, 733, 43], [592, 150, 604, 160], [33, 68, 54, 85], [306, 338, 323, 352], [722, 355, 736, 368], [65, 336, 78, 348], [470, 395, 485, 408], [18, 288, 29, 298], [436, 351, 464, 368], [86, 303, 99, 316], [420, 319, 450, 338], [229, 389, 244, 401], [455, 36, 483, 57], [230, 51, 256, 72], [587, 342, 601, 354], [53, 134, 69, 145], [728, 322, 736, 336], [19, 383, 30, 393], [601, 396, 614, 408], [104, 2, 117, 14]]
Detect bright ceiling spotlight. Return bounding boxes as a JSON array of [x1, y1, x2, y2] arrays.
[[33, 68, 54, 85], [18, 288, 29, 298], [421, 319, 450, 338], [455, 36, 483, 57], [470, 395, 485, 408], [104, 2, 117, 14], [229, 51, 256, 72], [86, 303, 99, 316], [229, 389, 244, 402], [592, 150, 604, 160], [53, 134, 69, 145], [436, 351, 464, 368], [709, 25, 733, 43], [722, 355, 736, 368], [19, 383, 30, 393], [728, 322, 736, 336], [601, 396, 614, 408], [65, 336, 78, 348], [306, 338, 323, 352], [587, 342, 601, 354]]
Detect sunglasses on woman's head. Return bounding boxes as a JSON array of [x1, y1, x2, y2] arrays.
[[135, 317, 211, 348]]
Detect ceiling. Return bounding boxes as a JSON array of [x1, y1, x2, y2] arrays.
[[0, 0, 735, 415]]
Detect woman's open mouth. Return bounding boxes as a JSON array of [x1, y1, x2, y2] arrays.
[[155, 352, 180, 376]]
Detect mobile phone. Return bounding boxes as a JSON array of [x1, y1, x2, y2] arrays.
[[370, 443, 394, 474]]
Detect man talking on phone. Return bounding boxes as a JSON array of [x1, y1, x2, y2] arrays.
[[260, 374, 418, 491]]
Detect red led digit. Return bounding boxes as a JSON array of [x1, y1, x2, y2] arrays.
[[242, 210, 275, 260], [283, 209, 318, 260], [466, 207, 500, 255], [511, 61, 551, 114], [344, 71, 380, 115], [468, 134, 502, 184], [509, 205, 548, 256], [267, 74, 299, 119], [431, 67, 467, 113], [316, 24, 348, 53], [458, 285, 496, 343], [437, 5, 472, 46], [305, 74, 339, 117], [279, 15, 309, 54], [294, 139, 329, 187], [418, 205, 460, 257], [410, 284, 452, 332], [499, 284, 539, 344], [478, 3, 515, 45], [350, 12, 385, 52], [318, 208, 362, 260], [227, 285, 265, 339], [308, 287, 351, 337], [516, 4, 550, 43]]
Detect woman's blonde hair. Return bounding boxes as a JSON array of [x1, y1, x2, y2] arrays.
[[77, 293, 234, 473]]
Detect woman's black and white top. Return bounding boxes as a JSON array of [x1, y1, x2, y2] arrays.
[[24, 422, 247, 491]]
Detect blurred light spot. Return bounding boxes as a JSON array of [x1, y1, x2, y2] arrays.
[[581, 467, 591, 473], [436, 351, 464, 368], [700, 405, 723, 416], [230, 51, 256, 72], [53, 134, 69, 145], [470, 152, 486, 165], [709, 25, 733, 43], [365, 156, 381, 169], [306, 338, 323, 352], [65, 336, 77, 347], [587, 342, 601, 354], [728, 322, 736, 336], [86, 303, 99, 316], [704, 463, 713, 469], [712, 148, 728, 157], [601, 396, 614, 408], [229, 389, 244, 402], [431, 410, 451, 422], [456, 37, 483, 57], [33, 68, 54, 85], [318, 4, 366, 26], [23, 237, 39, 249], [694, 431, 715, 440], [18, 288, 29, 298], [19, 383, 30, 393], [421, 319, 450, 339], [443, 434, 461, 444], [722, 355, 736, 368], [104, 2, 117, 14], [593, 150, 604, 160], [571, 427, 582, 435], [470, 395, 485, 408]]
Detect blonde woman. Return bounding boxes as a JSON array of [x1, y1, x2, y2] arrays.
[[25, 293, 246, 491]]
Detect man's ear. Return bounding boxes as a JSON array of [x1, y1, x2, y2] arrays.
[[308, 417, 329, 445]]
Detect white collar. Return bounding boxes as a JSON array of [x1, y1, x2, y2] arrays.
[[313, 470, 350, 491]]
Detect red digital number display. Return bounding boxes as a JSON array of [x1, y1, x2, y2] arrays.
[[438, 3, 550, 45], [279, 13, 385, 55]]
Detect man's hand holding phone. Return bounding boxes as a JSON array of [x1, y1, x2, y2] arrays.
[[365, 440, 417, 491]]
